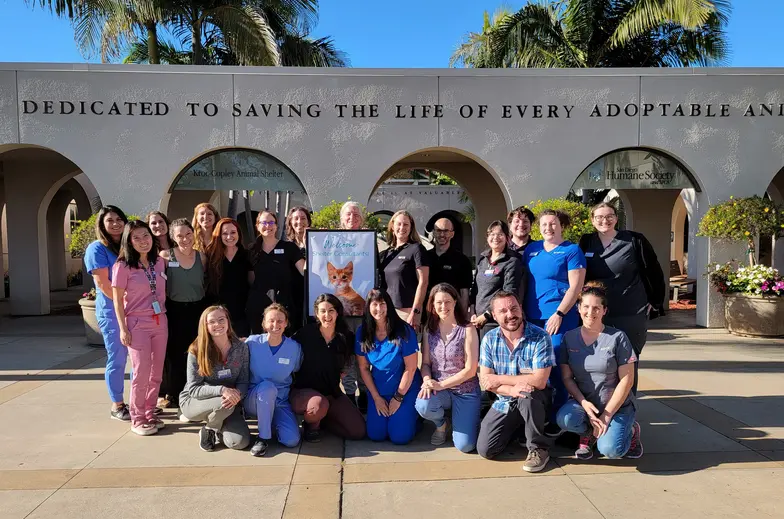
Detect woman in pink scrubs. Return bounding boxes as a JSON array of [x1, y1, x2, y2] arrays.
[[112, 220, 169, 436]]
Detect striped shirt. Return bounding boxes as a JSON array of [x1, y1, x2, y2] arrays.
[[479, 322, 555, 414]]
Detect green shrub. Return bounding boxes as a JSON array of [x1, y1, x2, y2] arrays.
[[311, 200, 384, 232], [526, 198, 594, 243], [697, 195, 784, 266], [68, 213, 141, 258]]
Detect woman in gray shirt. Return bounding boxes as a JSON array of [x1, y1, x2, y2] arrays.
[[180, 305, 251, 452], [556, 282, 642, 461]]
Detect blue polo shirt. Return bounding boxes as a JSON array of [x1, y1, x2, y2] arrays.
[[355, 324, 419, 396], [523, 240, 586, 320], [84, 240, 118, 318]]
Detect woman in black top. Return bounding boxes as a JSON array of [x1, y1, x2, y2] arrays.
[[205, 218, 253, 336], [578, 202, 665, 395], [285, 206, 311, 331], [291, 294, 366, 442], [469, 220, 524, 333], [379, 210, 429, 330], [246, 210, 305, 334]]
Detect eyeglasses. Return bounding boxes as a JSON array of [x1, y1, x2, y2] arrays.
[[592, 215, 616, 222], [434, 228, 453, 234], [258, 221, 276, 227]]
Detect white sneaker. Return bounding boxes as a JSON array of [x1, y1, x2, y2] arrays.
[[131, 423, 158, 436]]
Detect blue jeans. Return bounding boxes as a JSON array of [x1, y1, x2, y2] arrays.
[[98, 314, 128, 404], [415, 386, 481, 453], [530, 315, 579, 421], [556, 399, 636, 459]]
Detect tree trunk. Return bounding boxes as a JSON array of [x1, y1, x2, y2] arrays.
[[146, 22, 160, 64], [191, 14, 203, 65]]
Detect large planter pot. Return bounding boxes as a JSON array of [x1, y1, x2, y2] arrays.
[[79, 298, 105, 346], [723, 293, 784, 338]]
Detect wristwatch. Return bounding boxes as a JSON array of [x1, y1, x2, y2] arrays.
[[556, 310, 565, 317], [393, 391, 404, 402], [413, 308, 421, 315]]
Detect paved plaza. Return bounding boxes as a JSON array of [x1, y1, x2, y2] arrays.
[[0, 308, 782, 519]]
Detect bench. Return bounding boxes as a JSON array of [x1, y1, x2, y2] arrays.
[[669, 260, 696, 302]]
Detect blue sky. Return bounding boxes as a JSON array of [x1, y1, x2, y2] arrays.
[[1, 0, 782, 67]]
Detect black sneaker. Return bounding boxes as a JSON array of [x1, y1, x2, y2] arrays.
[[544, 422, 564, 438], [199, 427, 216, 452], [625, 422, 643, 459], [304, 425, 321, 443], [250, 438, 269, 457], [110, 404, 131, 421]]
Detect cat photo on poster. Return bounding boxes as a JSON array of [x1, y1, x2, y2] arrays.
[[306, 230, 377, 317]]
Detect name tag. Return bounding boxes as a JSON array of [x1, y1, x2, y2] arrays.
[[274, 249, 284, 254], [160, 272, 167, 280], [443, 265, 452, 270], [217, 368, 232, 379], [529, 252, 539, 257], [168, 261, 179, 267], [152, 300, 162, 315], [278, 357, 290, 365], [484, 269, 495, 277], [585, 252, 595, 257], [398, 256, 406, 260]]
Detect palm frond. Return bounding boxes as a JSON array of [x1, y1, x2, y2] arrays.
[[123, 36, 191, 64], [205, 4, 280, 66], [609, 0, 720, 50], [279, 34, 348, 67]]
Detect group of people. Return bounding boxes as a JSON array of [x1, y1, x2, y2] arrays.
[[85, 198, 665, 470]]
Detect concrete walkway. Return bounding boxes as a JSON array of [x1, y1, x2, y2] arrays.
[[0, 310, 782, 518]]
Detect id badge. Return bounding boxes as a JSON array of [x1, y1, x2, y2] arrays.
[[484, 269, 494, 277], [274, 249, 284, 254], [278, 357, 290, 365], [585, 252, 595, 257], [168, 261, 180, 267], [217, 368, 232, 379], [152, 300, 162, 315]]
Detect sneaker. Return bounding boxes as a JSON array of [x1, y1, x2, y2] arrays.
[[430, 422, 448, 446], [110, 404, 131, 421], [250, 438, 269, 457], [131, 423, 158, 436], [523, 448, 550, 473], [625, 422, 643, 459], [575, 434, 596, 460], [199, 426, 216, 452], [150, 417, 165, 430], [544, 422, 564, 438], [156, 397, 170, 409], [154, 407, 164, 416], [179, 413, 192, 423], [303, 425, 321, 443]]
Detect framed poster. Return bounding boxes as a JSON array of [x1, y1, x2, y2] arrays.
[[306, 230, 377, 318]]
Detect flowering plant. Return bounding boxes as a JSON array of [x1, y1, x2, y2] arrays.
[[706, 261, 784, 296], [82, 288, 97, 301]]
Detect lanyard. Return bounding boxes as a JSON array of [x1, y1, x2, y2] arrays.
[[141, 262, 157, 296]]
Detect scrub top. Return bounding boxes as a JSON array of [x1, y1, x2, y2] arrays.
[[379, 242, 429, 308], [580, 231, 648, 318], [246, 334, 303, 404], [247, 240, 304, 327], [84, 240, 118, 318], [354, 324, 419, 396], [560, 326, 637, 412], [212, 247, 252, 324], [523, 240, 586, 320], [111, 257, 168, 317]]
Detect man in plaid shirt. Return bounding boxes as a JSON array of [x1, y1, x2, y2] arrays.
[[477, 290, 555, 473]]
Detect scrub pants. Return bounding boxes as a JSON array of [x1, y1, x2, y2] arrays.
[[415, 387, 481, 452], [367, 376, 422, 445], [556, 400, 636, 458], [179, 396, 251, 450], [530, 314, 579, 422], [98, 314, 128, 404], [605, 313, 648, 395], [126, 314, 168, 428], [244, 381, 300, 447]]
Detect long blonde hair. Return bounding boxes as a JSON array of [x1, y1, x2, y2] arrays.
[[189, 305, 237, 377], [192, 202, 220, 251], [386, 210, 421, 248]]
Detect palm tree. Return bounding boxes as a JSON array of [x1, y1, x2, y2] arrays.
[[450, 7, 512, 68], [451, 0, 730, 68]]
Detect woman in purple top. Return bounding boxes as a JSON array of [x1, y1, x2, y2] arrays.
[[415, 283, 481, 452]]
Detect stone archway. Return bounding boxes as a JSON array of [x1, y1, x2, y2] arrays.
[[369, 147, 508, 260]]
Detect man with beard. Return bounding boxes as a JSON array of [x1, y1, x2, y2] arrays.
[[476, 291, 555, 473], [426, 217, 472, 309], [507, 207, 535, 253]]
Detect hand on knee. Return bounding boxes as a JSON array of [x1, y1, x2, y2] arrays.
[[306, 395, 329, 421]]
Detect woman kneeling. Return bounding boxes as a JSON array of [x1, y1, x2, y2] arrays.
[[415, 283, 481, 452], [356, 289, 422, 445], [179, 305, 250, 452], [244, 304, 303, 457], [291, 295, 366, 442], [557, 282, 643, 460]]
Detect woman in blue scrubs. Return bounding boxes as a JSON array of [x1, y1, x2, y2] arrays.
[[523, 209, 586, 436], [84, 205, 130, 421], [244, 303, 303, 457], [355, 289, 422, 445]]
